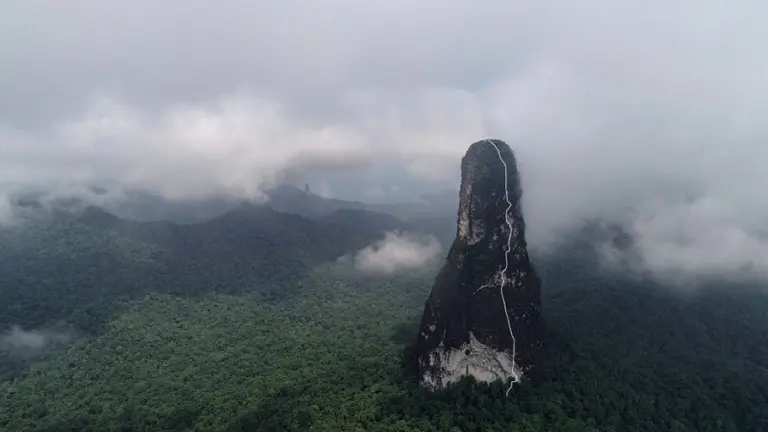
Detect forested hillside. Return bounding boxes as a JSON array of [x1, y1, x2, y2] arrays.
[[0, 204, 408, 377], [1, 208, 768, 431]]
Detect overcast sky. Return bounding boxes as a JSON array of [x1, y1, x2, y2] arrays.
[[2, 1, 768, 280]]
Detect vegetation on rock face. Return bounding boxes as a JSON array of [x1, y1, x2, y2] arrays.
[[1, 209, 768, 431]]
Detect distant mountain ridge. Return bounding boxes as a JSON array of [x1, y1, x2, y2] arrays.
[[266, 185, 458, 244], [7, 182, 460, 246], [0, 200, 414, 340], [78, 201, 409, 265]]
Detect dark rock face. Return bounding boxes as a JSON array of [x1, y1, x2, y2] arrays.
[[416, 139, 546, 391]]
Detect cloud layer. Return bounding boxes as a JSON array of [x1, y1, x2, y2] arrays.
[[353, 232, 441, 275], [3, 1, 768, 280]]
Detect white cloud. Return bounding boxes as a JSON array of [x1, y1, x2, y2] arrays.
[[2, 1, 768, 280], [1, 325, 74, 358], [599, 197, 768, 285], [0, 194, 14, 226], [1, 326, 47, 351], [0, 96, 373, 207], [353, 231, 441, 274]]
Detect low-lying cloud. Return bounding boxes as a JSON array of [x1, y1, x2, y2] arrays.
[[597, 197, 768, 285], [1, 325, 74, 359], [353, 231, 441, 275]]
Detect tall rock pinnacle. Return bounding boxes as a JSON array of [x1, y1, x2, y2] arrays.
[[416, 139, 546, 391]]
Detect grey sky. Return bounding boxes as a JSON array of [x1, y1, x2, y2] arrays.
[[2, 1, 768, 280]]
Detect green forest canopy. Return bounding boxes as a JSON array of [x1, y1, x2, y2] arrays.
[[1, 213, 768, 431]]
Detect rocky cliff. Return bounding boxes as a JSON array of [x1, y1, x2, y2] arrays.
[[416, 139, 546, 391]]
